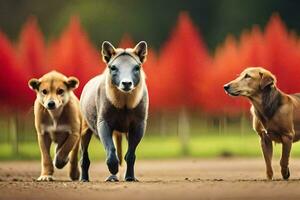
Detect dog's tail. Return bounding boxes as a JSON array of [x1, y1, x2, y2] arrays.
[[113, 131, 123, 166]]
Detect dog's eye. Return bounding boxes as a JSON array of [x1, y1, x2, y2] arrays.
[[41, 89, 48, 95], [110, 65, 118, 72], [244, 74, 251, 79], [57, 89, 64, 95]]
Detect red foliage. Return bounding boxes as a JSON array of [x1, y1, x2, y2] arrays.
[[48, 16, 103, 96], [158, 12, 211, 110], [1, 13, 300, 115], [18, 16, 47, 77], [0, 32, 32, 110], [143, 48, 159, 111], [263, 14, 300, 93], [202, 14, 300, 115], [201, 36, 249, 115], [118, 34, 135, 48]]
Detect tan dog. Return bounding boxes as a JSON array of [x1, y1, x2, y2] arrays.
[[224, 67, 300, 180], [28, 71, 82, 181]]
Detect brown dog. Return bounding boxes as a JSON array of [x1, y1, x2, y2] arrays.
[[224, 67, 300, 180], [28, 71, 82, 181]]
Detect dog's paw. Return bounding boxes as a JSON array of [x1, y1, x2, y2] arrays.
[[54, 156, 69, 169], [37, 175, 54, 182], [105, 175, 119, 182], [281, 167, 290, 180], [125, 176, 139, 182]]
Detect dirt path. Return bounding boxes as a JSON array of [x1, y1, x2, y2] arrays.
[[1, 158, 300, 200]]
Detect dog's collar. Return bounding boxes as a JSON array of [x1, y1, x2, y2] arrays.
[[108, 50, 141, 66]]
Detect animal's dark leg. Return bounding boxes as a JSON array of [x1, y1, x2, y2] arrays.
[[80, 128, 92, 182], [98, 121, 119, 182], [125, 122, 145, 182], [280, 134, 292, 180]]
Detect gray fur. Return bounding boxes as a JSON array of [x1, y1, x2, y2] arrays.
[[80, 41, 148, 182]]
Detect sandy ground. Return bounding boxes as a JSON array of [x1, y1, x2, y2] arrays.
[[1, 158, 300, 200]]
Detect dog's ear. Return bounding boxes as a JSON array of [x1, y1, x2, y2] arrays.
[[260, 72, 275, 90], [101, 41, 116, 63], [66, 77, 79, 90], [28, 78, 40, 91], [134, 41, 148, 63]]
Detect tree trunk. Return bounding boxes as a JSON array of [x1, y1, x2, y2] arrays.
[[178, 108, 190, 156]]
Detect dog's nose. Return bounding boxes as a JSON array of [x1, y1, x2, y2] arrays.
[[47, 101, 56, 110], [121, 81, 132, 88], [223, 84, 230, 91]]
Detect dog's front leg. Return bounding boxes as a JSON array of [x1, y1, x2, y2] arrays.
[[98, 120, 119, 182], [37, 132, 54, 181], [260, 132, 273, 180], [125, 121, 145, 182], [280, 134, 293, 180], [54, 132, 79, 170]]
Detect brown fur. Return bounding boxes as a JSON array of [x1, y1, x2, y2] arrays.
[[28, 71, 82, 181], [225, 67, 300, 180]]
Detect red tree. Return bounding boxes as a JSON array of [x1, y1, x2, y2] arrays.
[[263, 14, 300, 93], [0, 32, 31, 111], [18, 16, 47, 77], [201, 36, 249, 115], [158, 12, 211, 111], [48, 16, 103, 95]]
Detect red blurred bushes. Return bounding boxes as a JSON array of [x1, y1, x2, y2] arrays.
[[157, 12, 211, 111], [1, 12, 300, 115], [48, 17, 103, 95]]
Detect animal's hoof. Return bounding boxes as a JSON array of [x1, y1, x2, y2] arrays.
[[37, 175, 54, 182], [266, 171, 273, 180], [54, 157, 69, 169], [282, 167, 290, 180], [106, 156, 119, 175], [105, 175, 119, 182], [80, 178, 89, 182], [125, 177, 139, 182], [70, 168, 80, 181]]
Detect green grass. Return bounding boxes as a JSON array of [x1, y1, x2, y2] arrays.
[[2, 133, 300, 160]]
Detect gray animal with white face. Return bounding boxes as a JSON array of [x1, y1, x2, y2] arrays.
[[80, 41, 148, 182]]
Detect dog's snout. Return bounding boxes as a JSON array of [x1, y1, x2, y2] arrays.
[[47, 101, 56, 110], [223, 84, 230, 91], [121, 81, 133, 88]]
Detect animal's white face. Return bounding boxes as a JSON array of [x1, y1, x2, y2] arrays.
[[28, 71, 79, 110], [224, 67, 276, 97], [101, 41, 147, 93], [108, 55, 142, 93]]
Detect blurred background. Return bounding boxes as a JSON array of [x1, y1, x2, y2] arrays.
[[1, 0, 300, 160]]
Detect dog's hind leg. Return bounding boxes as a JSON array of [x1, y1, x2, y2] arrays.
[[260, 133, 273, 180], [80, 127, 92, 182], [125, 122, 145, 182], [280, 134, 293, 180], [69, 137, 80, 181], [98, 121, 119, 182]]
